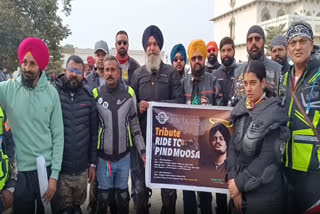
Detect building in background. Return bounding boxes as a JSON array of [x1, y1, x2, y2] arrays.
[[211, 0, 320, 61]]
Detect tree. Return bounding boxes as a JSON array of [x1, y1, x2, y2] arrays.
[[0, 0, 71, 75], [264, 23, 287, 55]]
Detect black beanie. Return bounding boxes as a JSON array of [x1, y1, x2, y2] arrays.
[[247, 25, 265, 41]]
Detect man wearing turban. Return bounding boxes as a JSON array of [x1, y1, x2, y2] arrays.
[[181, 39, 222, 214], [0, 37, 64, 213], [170, 44, 187, 79], [206, 41, 221, 73], [131, 25, 184, 214]]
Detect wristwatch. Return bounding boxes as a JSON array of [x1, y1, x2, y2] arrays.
[[6, 187, 14, 193], [90, 164, 96, 168]]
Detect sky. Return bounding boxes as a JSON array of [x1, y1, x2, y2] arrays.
[[59, 0, 215, 55]]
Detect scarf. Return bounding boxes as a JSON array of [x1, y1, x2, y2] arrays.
[[246, 92, 266, 110], [116, 53, 129, 64]]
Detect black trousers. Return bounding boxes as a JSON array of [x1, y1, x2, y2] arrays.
[[183, 191, 213, 214], [285, 168, 320, 214], [13, 167, 51, 214]]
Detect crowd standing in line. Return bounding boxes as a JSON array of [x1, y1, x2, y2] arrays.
[[0, 20, 319, 214]]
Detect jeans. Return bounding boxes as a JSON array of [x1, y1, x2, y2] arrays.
[[97, 153, 130, 190]]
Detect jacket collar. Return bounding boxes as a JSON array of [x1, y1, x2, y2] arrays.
[[17, 71, 48, 90]]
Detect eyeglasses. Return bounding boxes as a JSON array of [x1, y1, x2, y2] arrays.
[[68, 68, 82, 75], [174, 57, 184, 62], [117, 40, 128, 46], [191, 56, 203, 62], [247, 36, 262, 43], [207, 47, 216, 53]]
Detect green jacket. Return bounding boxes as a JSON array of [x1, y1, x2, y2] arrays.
[[0, 72, 64, 179], [280, 55, 320, 172]]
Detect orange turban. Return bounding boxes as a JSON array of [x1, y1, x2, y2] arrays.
[[188, 40, 207, 62], [207, 41, 218, 53]]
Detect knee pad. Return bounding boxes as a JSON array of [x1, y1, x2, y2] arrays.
[[97, 189, 115, 213], [116, 188, 129, 203], [116, 189, 130, 214]]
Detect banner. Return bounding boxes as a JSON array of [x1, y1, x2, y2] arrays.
[[146, 102, 233, 194]]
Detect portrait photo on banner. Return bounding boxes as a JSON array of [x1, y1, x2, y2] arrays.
[[145, 102, 233, 194]]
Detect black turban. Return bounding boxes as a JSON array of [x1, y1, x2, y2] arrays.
[[142, 25, 164, 51]]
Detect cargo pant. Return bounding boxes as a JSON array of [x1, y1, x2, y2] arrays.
[[52, 169, 88, 213]]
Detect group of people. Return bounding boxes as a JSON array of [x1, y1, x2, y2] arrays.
[[0, 20, 318, 214]]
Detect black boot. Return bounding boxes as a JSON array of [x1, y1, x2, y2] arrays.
[[115, 188, 130, 214], [60, 206, 73, 214], [96, 189, 115, 214], [109, 200, 118, 214], [216, 193, 228, 214], [160, 188, 177, 214], [135, 187, 151, 214], [73, 205, 82, 214]]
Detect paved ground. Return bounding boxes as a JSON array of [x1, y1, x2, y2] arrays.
[[81, 188, 217, 214], [4, 178, 221, 214], [79, 178, 220, 214]]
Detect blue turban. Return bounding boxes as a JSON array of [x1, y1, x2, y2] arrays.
[[142, 25, 164, 51], [170, 44, 187, 64]]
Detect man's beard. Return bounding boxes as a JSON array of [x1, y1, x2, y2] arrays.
[[274, 57, 287, 66], [65, 77, 82, 92], [210, 146, 226, 157], [222, 57, 234, 67], [208, 54, 217, 65], [118, 48, 127, 57], [21, 70, 40, 88], [192, 63, 204, 78], [146, 53, 161, 73], [248, 46, 264, 60]]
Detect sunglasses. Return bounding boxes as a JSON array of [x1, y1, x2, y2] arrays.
[[68, 68, 82, 75], [191, 56, 203, 62], [207, 47, 216, 53], [247, 36, 262, 43], [117, 40, 128, 46], [174, 57, 184, 62]]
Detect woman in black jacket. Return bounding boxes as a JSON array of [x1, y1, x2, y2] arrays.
[[227, 60, 289, 214]]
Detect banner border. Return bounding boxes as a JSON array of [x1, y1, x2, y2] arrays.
[[145, 101, 232, 194]]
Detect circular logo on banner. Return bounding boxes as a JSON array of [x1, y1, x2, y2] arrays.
[[98, 97, 103, 104], [156, 112, 169, 125], [200, 96, 209, 105], [102, 101, 109, 109]]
